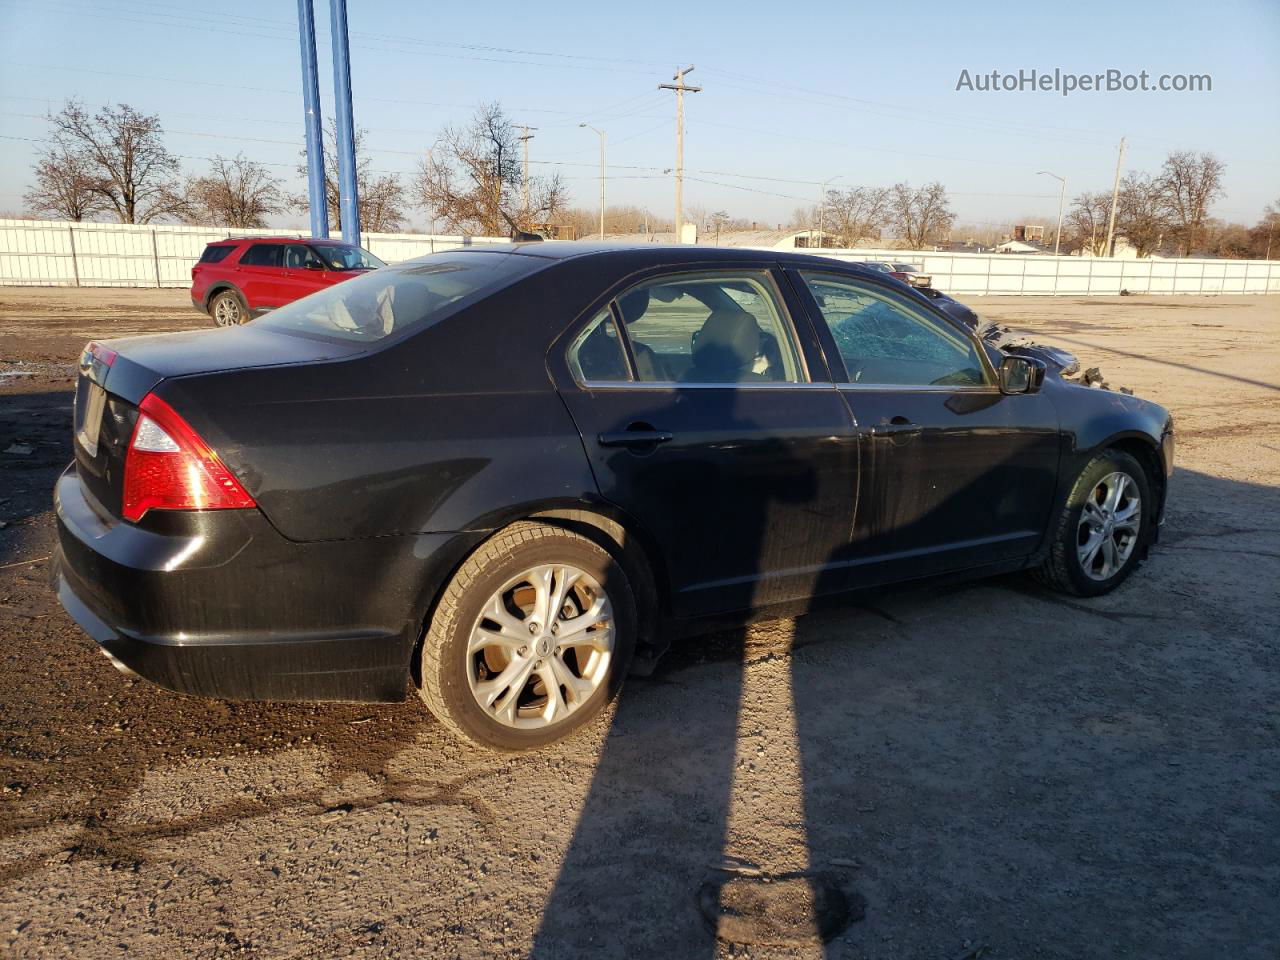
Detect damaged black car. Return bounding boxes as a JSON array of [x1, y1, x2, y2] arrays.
[[53, 244, 1174, 749]]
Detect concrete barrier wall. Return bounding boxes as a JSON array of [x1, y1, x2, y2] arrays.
[[2, 218, 1277, 295], [0, 219, 509, 288]]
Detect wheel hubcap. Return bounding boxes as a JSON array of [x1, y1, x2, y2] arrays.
[[214, 298, 240, 326], [1077, 471, 1142, 581], [465, 564, 613, 730]]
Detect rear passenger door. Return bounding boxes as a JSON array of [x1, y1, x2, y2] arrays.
[[789, 268, 1061, 584], [235, 243, 287, 309], [552, 266, 861, 618]]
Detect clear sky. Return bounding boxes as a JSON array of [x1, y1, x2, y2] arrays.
[[1, 0, 1277, 232]]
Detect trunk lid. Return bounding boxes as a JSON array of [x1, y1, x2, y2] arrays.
[[72, 325, 356, 519]]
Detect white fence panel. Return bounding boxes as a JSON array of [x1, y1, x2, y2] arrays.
[[0, 219, 509, 288], [3, 220, 1278, 295]]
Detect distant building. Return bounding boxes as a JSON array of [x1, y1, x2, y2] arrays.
[[1072, 236, 1164, 260], [994, 238, 1046, 254], [1013, 224, 1045, 242], [591, 228, 883, 249]]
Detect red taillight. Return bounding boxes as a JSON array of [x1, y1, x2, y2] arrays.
[[890, 271, 909, 282], [122, 394, 256, 523]]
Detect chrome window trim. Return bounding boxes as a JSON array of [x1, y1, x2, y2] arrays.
[[836, 383, 998, 394], [577, 379, 836, 391]]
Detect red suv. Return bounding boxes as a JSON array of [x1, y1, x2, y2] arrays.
[[191, 237, 385, 326]]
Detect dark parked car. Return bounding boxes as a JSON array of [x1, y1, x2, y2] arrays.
[[866, 260, 932, 288], [191, 236, 384, 327], [54, 244, 1174, 749]]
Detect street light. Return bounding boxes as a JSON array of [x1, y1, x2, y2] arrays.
[[817, 175, 842, 248], [1038, 170, 1066, 256], [580, 123, 606, 240]]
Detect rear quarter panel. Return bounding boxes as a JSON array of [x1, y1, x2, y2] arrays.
[[156, 264, 605, 543]]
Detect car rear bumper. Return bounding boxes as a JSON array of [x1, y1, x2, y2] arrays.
[[52, 464, 472, 703]]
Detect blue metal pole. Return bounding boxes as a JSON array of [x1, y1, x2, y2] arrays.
[[329, 0, 360, 244], [295, 0, 328, 238]]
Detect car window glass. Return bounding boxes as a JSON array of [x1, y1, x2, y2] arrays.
[[239, 244, 282, 268], [284, 244, 324, 270], [615, 272, 804, 384], [254, 252, 537, 343], [568, 308, 631, 383], [310, 243, 384, 271], [199, 245, 234, 264], [800, 272, 987, 387]]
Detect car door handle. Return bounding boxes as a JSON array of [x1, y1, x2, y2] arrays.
[[598, 430, 674, 447], [868, 421, 922, 439]]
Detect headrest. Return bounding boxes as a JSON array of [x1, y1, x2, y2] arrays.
[[692, 309, 760, 372]]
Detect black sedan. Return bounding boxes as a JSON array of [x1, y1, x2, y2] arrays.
[[53, 244, 1174, 749]]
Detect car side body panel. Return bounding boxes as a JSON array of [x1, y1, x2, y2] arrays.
[[54, 244, 1174, 705]]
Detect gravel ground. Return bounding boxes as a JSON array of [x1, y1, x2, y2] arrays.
[[0, 287, 1277, 959]]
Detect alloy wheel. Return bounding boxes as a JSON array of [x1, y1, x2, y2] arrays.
[[1077, 471, 1142, 581], [465, 564, 614, 730], [213, 296, 241, 326]]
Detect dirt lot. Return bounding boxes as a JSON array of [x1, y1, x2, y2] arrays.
[[1, 287, 1277, 959]]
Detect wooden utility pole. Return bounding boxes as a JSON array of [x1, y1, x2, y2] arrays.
[[1104, 136, 1127, 257], [516, 125, 537, 228], [659, 66, 701, 242]]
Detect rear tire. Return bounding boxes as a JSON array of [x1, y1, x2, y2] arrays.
[[417, 522, 636, 750], [209, 290, 247, 327], [1034, 448, 1152, 597]]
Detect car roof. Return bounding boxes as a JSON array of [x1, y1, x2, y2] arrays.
[[210, 236, 360, 245], [441, 241, 888, 273]]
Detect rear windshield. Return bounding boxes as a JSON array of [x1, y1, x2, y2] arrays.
[[199, 244, 235, 263], [892, 263, 918, 272], [311, 243, 384, 271], [252, 251, 537, 343]]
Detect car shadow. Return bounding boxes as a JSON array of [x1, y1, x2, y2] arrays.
[[528, 430, 1278, 957]]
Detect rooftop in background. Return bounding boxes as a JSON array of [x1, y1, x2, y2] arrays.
[[588, 229, 889, 250]]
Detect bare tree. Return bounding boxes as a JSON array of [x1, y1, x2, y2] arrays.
[[1116, 172, 1171, 257], [560, 206, 669, 238], [889, 182, 955, 248], [1064, 191, 1113, 255], [294, 121, 407, 233], [23, 147, 109, 221], [1253, 198, 1280, 259], [1158, 150, 1225, 255], [415, 103, 566, 236], [45, 100, 185, 223], [185, 154, 284, 228], [824, 186, 890, 247], [788, 205, 815, 231]]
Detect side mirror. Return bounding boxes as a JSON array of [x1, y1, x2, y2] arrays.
[[999, 355, 1046, 394], [303, 260, 325, 271]]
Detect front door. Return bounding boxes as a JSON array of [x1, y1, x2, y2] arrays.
[[554, 267, 860, 618], [789, 268, 1061, 586]]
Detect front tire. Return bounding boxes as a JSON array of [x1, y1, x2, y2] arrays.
[[417, 522, 636, 750], [209, 290, 247, 327], [1035, 448, 1152, 597]]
